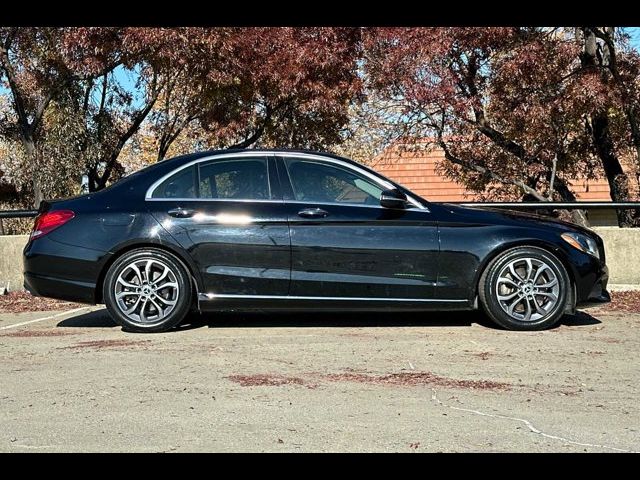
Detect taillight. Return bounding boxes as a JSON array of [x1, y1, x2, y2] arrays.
[[30, 210, 75, 241]]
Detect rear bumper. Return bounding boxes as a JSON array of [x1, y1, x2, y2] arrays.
[[24, 272, 96, 304], [23, 236, 105, 304]]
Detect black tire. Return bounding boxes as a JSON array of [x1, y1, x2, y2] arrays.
[[103, 248, 193, 333], [478, 246, 570, 331]]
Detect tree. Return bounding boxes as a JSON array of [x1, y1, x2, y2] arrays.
[[0, 27, 135, 205], [147, 27, 363, 161], [1, 28, 363, 201], [364, 27, 640, 226], [578, 27, 640, 225]]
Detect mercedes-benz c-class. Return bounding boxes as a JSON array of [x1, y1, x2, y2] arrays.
[[23, 149, 610, 332]]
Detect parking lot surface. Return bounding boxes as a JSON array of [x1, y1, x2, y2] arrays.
[[1, 305, 638, 452]]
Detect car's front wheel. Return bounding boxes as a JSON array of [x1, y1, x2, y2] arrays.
[[479, 246, 570, 330], [103, 248, 192, 333]]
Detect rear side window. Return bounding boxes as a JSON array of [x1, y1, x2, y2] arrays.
[[199, 158, 269, 200], [151, 165, 197, 199]]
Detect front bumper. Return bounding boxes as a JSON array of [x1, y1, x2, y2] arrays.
[[576, 264, 610, 309]]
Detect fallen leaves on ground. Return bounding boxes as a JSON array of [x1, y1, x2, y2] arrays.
[[605, 291, 640, 313], [0, 291, 84, 314], [227, 371, 509, 391], [227, 374, 312, 388]]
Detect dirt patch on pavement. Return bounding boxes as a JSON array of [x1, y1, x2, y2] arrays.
[[470, 351, 492, 360], [227, 374, 315, 388], [1, 329, 77, 337], [322, 371, 511, 390], [0, 292, 84, 313], [227, 371, 510, 391], [61, 339, 150, 350]]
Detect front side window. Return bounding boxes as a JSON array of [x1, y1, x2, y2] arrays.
[[151, 165, 197, 199], [285, 159, 384, 205], [199, 158, 269, 200]]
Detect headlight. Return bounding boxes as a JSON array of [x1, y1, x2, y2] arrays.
[[561, 232, 600, 259]]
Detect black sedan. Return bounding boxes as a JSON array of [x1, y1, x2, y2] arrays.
[[23, 149, 610, 332]]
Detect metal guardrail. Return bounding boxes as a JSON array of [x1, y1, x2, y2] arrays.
[[451, 202, 640, 210], [0, 210, 38, 219]]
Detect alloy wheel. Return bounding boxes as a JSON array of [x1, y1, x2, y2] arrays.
[[494, 257, 560, 322], [114, 258, 180, 324]]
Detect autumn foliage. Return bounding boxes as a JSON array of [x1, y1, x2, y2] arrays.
[[1, 27, 640, 227], [364, 27, 640, 225], [0, 27, 361, 205]]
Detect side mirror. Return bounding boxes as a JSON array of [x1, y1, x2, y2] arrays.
[[380, 188, 408, 209]]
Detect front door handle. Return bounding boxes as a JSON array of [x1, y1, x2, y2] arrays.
[[298, 207, 329, 218], [168, 207, 196, 218]]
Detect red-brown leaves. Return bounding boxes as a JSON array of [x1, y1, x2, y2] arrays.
[[0, 291, 82, 314]]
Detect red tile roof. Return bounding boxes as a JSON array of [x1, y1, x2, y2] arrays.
[[371, 146, 639, 202]]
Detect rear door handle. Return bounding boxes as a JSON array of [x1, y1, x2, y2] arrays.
[[298, 207, 329, 218], [168, 208, 196, 218]]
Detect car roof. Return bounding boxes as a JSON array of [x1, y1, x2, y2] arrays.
[[164, 148, 354, 164], [150, 147, 369, 177]]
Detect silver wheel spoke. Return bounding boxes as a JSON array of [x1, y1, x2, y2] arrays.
[[156, 281, 178, 290], [116, 291, 139, 300], [524, 258, 534, 281], [129, 263, 144, 284], [153, 265, 170, 285], [497, 278, 519, 289], [506, 295, 523, 316], [149, 298, 165, 319], [140, 299, 149, 322], [497, 291, 519, 301], [145, 260, 153, 283], [508, 263, 524, 281], [533, 265, 550, 283], [117, 278, 139, 289], [532, 297, 548, 315], [536, 279, 558, 288], [522, 298, 533, 322], [124, 296, 142, 315], [155, 296, 177, 306], [536, 291, 558, 301]]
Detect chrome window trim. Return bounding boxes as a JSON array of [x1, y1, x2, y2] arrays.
[[144, 197, 415, 211], [146, 197, 284, 204], [198, 293, 466, 302], [145, 151, 427, 210]]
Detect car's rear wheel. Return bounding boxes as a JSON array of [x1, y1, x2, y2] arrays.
[[479, 246, 570, 330], [103, 248, 192, 333]]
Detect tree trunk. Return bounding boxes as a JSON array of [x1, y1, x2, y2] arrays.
[[591, 113, 634, 226], [22, 137, 43, 208], [157, 139, 172, 162], [553, 178, 590, 227], [581, 27, 633, 226], [87, 167, 99, 193]]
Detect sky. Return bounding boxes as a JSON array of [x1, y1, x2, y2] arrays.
[[627, 26, 640, 50]]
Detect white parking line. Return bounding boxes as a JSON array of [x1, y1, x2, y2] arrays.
[[0, 307, 91, 331]]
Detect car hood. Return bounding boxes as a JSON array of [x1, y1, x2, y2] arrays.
[[437, 203, 597, 236]]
